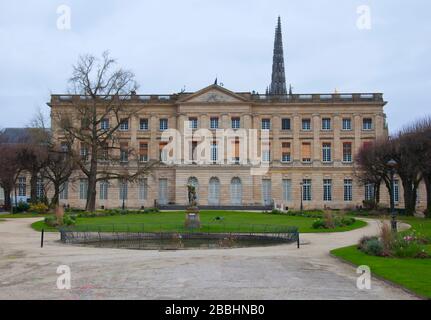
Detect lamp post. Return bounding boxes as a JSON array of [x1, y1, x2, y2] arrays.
[[121, 179, 126, 211], [300, 182, 304, 214], [387, 159, 398, 232]]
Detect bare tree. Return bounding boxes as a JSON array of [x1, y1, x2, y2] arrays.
[[391, 130, 423, 215], [356, 124, 425, 216], [355, 139, 394, 207], [0, 144, 21, 212], [54, 51, 156, 212], [402, 117, 431, 217], [40, 143, 75, 207]]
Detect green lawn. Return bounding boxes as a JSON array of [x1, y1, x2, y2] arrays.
[[332, 217, 431, 299], [31, 210, 366, 234], [401, 217, 431, 238]]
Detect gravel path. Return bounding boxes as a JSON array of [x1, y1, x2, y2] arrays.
[[0, 218, 418, 300]]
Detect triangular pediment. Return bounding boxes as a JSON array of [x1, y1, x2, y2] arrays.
[[179, 85, 248, 103]]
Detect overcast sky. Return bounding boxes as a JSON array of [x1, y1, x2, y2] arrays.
[[0, 0, 430, 132]]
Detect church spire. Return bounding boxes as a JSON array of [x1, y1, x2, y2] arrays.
[[269, 16, 287, 95]]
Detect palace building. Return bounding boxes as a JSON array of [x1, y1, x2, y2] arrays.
[[44, 17, 402, 211]]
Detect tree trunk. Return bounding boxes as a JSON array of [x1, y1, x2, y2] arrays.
[[424, 175, 431, 218], [402, 179, 416, 216], [85, 157, 98, 212], [3, 186, 11, 211], [50, 183, 60, 208], [374, 181, 381, 204], [13, 186, 17, 213], [30, 171, 38, 203]]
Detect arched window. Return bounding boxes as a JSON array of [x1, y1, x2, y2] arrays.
[[262, 179, 272, 206], [230, 177, 242, 205], [187, 177, 199, 203], [208, 177, 220, 205]]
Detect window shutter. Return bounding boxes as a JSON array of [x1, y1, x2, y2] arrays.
[[302, 143, 311, 159]]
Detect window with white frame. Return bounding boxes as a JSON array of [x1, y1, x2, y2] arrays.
[[119, 180, 128, 200], [210, 117, 219, 129], [119, 119, 129, 131], [59, 182, 68, 200], [322, 118, 331, 130], [302, 119, 311, 131], [343, 142, 352, 163], [189, 117, 198, 129], [101, 118, 110, 130], [303, 179, 312, 201], [322, 143, 332, 162], [158, 178, 168, 205], [18, 177, 26, 197], [365, 183, 375, 201], [208, 177, 220, 205], [363, 118, 373, 130], [139, 179, 148, 201], [230, 177, 242, 205], [323, 179, 332, 201], [36, 178, 44, 199], [262, 144, 271, 162], [282, 118, 291, 130], [211, 142, 218, 162], [342, 118, 352, 131], [301, 142, 312, 163], [394, 179, 400, 203], [139, 118, 149, 130], [159, 118, 168, 131], [281, 142, 291, 162], [159, 143, 168, 162], [262, 119, 271, 130], [262, 179, 272, 206], [99, 180, 109, 200], [80, 144, 89, 161], [120, 143, 128, 163], [344, 179, 353, 201], [139, 143, 149, 162], [282, 179, 292, 201], [232, 117, 240, 129], [79, 179, 88, 200]]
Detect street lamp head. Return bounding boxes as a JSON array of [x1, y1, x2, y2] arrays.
[[387, 159, 397, 168]]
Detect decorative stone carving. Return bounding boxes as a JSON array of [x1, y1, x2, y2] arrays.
[[185, 184, 201, 229], [188, 90, 242, 103]]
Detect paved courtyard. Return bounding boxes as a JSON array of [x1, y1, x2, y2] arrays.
[[0, 218, 418, 300]]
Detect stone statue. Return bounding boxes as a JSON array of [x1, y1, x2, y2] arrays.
[[185, 184, 200, 229], [187, 184, 197, 207]]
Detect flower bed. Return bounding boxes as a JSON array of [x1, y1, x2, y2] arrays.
[[358, 223, 430, 259], [312, 212, 356, 230]]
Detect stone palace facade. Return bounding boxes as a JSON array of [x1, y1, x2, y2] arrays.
[[43, 17, 406, 211]]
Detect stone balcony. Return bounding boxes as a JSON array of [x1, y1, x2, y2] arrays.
[[250, 93, 385, 103], [50, 92, 385, 105]]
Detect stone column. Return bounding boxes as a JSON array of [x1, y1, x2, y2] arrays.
[[313, 114, 320, 162], [150, 114, 158, 160], [354, 114, 362, 154], [333, 114, 341, 162], [272, 114, 281, 161], [293, 114, 300, 161]]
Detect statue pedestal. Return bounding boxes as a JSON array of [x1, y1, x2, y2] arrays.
[[185, 207, 201, 229]]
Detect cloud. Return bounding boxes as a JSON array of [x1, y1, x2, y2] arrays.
[[0, 0, 430, 132]]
